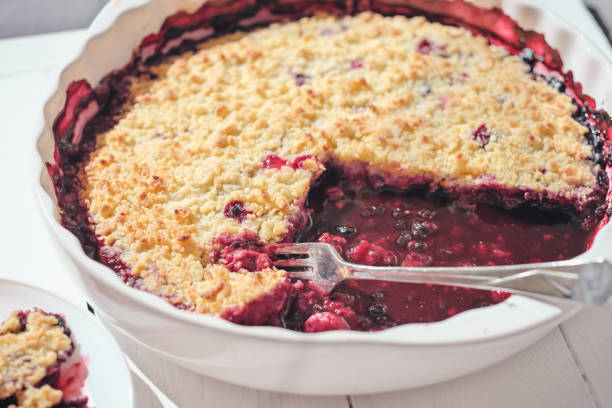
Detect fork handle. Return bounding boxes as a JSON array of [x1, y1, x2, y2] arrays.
[[347, 258, 612, 306]]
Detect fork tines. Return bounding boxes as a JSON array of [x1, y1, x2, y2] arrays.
[[272, 244, 313, 269]]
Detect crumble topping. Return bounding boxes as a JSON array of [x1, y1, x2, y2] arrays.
[[79, 12, 599, 315], [0, 310, 71, 407]]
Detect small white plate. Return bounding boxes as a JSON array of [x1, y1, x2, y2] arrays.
[[0, 279, 133, 407]]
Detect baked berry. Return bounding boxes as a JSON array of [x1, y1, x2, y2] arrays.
[[350, 59, 364, 69], [348, 241, 396, 266], [417, 38, 443, 55], [223, 200, 252, 222], [408, 240, 428, 252], [304, 312, 350, 332], [335, 225, 357, 236], [395, 231, 412, 246], [367, 304, 388, 318], [293, 73, 309, 86], [370, 290, 386, 302], [411, 220, 437, 239], [472, 124, 491, 147], [263, 154, 288, 169]]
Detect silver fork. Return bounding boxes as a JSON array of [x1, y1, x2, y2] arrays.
[[273, 242, 612, 306]]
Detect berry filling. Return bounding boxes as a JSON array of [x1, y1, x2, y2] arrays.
[[299, 169, 592, 267], [270, 169, 591, 332], [211, 231, 273, 272], [283, 279, 510, 332]]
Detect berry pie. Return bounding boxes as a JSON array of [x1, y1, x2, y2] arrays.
[[49, 0, 611, 332], [0, 310, 88, 408]]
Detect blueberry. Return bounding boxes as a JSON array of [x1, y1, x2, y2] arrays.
[[342, 293, 356, 305], [411, 221, 437, 239], [335, 225, 357, 236], [395, 231, 412, 246], [408, 240, 428, 252], [367, 304, 388, 317]]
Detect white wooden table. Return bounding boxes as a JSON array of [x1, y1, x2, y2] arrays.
[[1, 1, 611, 407]]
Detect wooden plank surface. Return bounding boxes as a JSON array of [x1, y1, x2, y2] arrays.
[[561, 303, 612, 408], [353, 329, 597, 408]]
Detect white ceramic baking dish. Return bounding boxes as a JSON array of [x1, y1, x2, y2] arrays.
[[33, 0, 612, 395]]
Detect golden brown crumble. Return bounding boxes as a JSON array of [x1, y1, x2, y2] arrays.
[[79, 13, 597, 315], [0, 310, 70, 408]]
